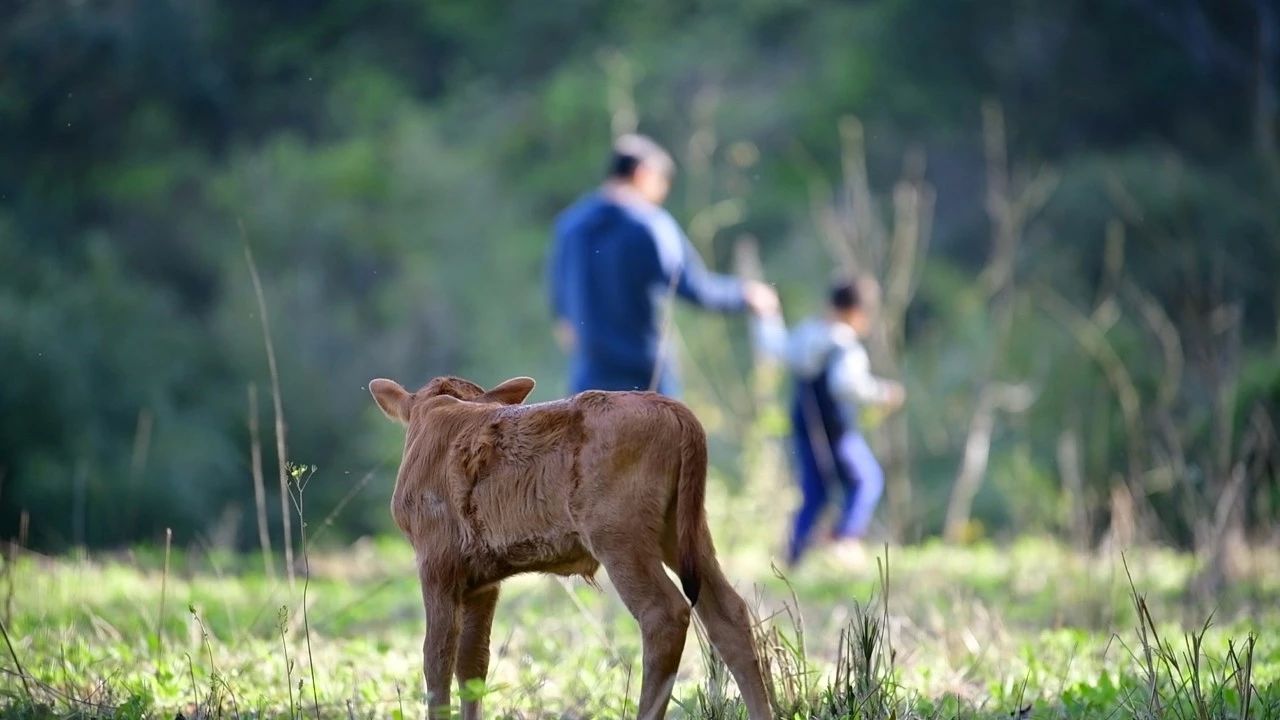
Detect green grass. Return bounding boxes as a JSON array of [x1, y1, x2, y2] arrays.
[[2, 518, 1278, 718]]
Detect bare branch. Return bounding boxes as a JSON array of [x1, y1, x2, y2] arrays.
[[943, 382, 1036, 542]]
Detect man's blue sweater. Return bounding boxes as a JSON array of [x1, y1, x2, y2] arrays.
[[548, 190, 747, 395]]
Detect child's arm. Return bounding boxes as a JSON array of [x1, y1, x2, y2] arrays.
[[750, 311, 790, 364], [829, 343, 904, 407]]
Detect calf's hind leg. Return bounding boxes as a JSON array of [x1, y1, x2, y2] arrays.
[[598, 547, 691, 720], [690, 563, 773, 720]]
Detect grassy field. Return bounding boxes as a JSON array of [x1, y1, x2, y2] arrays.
[[2, 501, 1278, 719]]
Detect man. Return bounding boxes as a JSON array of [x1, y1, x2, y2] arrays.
[[548, 134, 778, 395]]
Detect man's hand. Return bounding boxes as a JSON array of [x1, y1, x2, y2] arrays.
[[742, 280, 780, 316], [553, 320, 577, 352]]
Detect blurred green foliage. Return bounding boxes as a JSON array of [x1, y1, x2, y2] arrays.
[[1, 0, 1276, 550]]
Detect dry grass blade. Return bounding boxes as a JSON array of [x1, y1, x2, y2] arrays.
[[248, 382, 276, 580], [0, 615, 33, 704], [241, 225, 295, 589]]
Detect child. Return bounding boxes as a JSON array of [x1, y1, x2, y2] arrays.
[[754, 275, 905, 567]]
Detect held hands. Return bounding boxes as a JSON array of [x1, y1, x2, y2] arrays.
[[883, 380, 907, 411], [863, 381, 906, 428], [742, 280, 780, 316]]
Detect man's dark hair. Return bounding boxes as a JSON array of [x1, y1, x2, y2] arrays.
[[607, 134, 675, 180], [829, 277, 862, 311]]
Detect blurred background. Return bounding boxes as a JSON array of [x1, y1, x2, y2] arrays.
[[1, 0, 1276, 559]]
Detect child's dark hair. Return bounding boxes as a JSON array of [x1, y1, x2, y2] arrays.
[[829, 277, 862, 311]]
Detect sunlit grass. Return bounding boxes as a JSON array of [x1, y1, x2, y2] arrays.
[[2, 526, 1277, 718]]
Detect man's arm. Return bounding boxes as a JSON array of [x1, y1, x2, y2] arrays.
[[649, 211, 776, 313]]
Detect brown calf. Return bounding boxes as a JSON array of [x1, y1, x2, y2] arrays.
[[368, 375, 772, 720]]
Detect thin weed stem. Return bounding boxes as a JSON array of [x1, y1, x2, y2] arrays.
[[279, 606, 297, 720], [156, 527, 171, 663], [288, 463, 322, 720], [0, 614, 33, 704]]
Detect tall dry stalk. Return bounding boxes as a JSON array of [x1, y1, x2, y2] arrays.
[[943, 382, 1035, 541], [599, 49, 637, 138], [836, 117, 887, 270], [156, 527, 172, 662], [248, 383, 275, 580], [942, 100, 1053, 543], [242, 230, 295, 588], [877, 148, 933, 540]]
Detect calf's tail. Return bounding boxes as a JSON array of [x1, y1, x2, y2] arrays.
[[674, 407, 710, 606]]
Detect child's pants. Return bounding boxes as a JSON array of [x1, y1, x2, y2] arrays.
[[788, 428, 885, 565]]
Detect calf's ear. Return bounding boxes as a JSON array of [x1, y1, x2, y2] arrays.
[[479, 376, 536, 405], [369, 378, 411, 424]]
